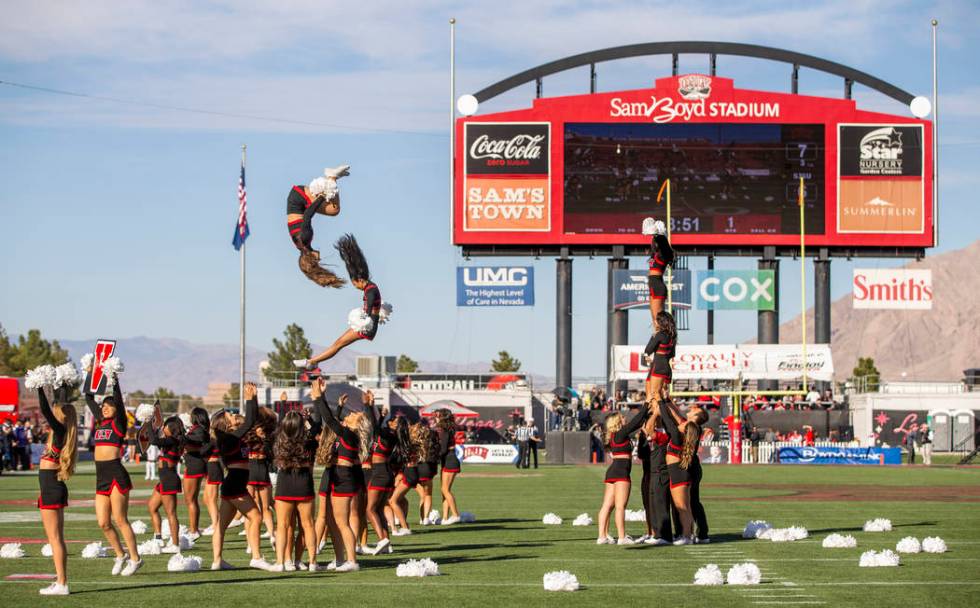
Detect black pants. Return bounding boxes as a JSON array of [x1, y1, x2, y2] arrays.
[[689, 459, 709, 540], [907, 445, 916, 464], [516, 441, 528, 468], [528, 441, 538, 469]]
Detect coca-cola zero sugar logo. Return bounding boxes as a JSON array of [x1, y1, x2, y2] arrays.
[[465, 123, 550, 174]]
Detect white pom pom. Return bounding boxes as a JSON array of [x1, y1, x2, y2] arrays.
[[81, 542, 109, 558], [80, 353, 94, 373], [459, 512, 476, 523], [179, 535, 195, 550], [694, 564, 724, 586], [308, 177, 339, 202], [131, 520, 148, 535], [135, 404, 156, 424], [161, 520, 188, 539], [761, 526, 808, 542], [395, 558, 440, 577], [167, 554, 203, 572], [543, 570, 580, 592], [863, 518, 892, 532], [742, 520, 772, 539], [572, 513, 593, 527], [138, 539, 163, 555], [896, 537, 921, 554], [653, 220, 667, 236], [378, 302, 393, 324], [347, 308, 374, 334], [42, 543, 54, 557], [860, 549, 901, 567], [54, 363, 80, 388], [726, 562, 762, 585], [25, 366, 51, 390], [542, 513, 563, 525], [427, 509, 442, 525], [625, 509, 646, 522], [922, 537, 947, 553], [102, 357, 124, 386], [822, 533, 857, 548], [178, 413, 192, 428], [0, 543, 25, 558]]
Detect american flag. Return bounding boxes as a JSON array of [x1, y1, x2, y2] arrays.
[[232, 161, 250, 250]]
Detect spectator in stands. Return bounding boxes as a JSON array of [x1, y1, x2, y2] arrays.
[[803, 425, 815, 447], [577, 405, 591, 431], [549, 399, 562, 431], [918, 424, 933, 466], [588, 422, 604, 463], [904, 424, 918, 465]]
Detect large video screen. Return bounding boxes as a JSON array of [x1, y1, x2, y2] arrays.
[[563, 123, 825, 236]]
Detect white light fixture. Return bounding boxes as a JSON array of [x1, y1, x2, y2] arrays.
[[909, 95, 932, 118], [457, 94, 479, 116]]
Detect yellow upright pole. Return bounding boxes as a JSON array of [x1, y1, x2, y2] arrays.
[[666, 179, 673, 314], [799, 177, 808, 394]]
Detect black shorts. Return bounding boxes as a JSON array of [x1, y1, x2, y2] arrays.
[[318, 467, 334, 497], [38, 469, 68, 510], [207, 460, 224, 485], [401, 465, 419, 488], [156, 465, 182, 495], [331, 465, 364, 497], [183, 453, 207, 479], [442, 452, 461, 474], [648, 274, 667, 300], [368, 462, 394, 492], [417, 462, 437, 482], [95, 459, 133, 496], [667, 462, 692, 489], [647, 358, 672, 381], [248, 459, 272, 487], [276, 468, 314, 502], [604, 458, 632, 484], [222, 467, 250, 500]]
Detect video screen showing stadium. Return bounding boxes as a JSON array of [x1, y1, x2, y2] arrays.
[[563, 123, 826, 236]]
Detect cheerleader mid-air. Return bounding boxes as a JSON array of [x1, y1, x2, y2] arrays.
[[287, 165, 351, 288]]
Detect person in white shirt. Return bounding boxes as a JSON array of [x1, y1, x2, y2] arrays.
[[145, 444, 159, 481]]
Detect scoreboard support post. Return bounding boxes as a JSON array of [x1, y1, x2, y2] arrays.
[[814, 249, 832, 393], [556, 253, 573, 392], [606, 250, 629, 399], [757, 247, 780, 391]]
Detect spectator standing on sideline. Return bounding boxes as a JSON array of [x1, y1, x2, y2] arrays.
[[515, 420, 531, 469], [13, 420, 30, 470], [905, 424, 918, 465], [526, 418, 540, 469], [918, 424, 933, 466], [749, 426, 760, 464], [0, 423, 9, 473], [588, 422, 604, 463], [145, 443, 159, 480]]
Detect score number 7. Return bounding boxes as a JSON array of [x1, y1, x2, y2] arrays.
[[797, 143, 807, 166]]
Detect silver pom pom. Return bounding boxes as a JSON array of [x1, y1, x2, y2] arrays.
[[80, 353, 94, 373], [135, 403, 156, 424], [378, 302, 393, 324], [308, 177, 339, 202], [347, 308, 374, 333], [54, 363, 80, 388], [102, 357, 125, 387], [25, 365, 56, 390]]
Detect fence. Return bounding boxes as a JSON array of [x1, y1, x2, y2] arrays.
[[702, 440, 864, 464]]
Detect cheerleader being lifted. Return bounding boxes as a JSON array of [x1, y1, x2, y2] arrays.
[[287, 165, 350, 288], [295, 234, 392, 370]]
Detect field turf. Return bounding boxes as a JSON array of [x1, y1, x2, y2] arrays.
[[1, 462, 978, 606]]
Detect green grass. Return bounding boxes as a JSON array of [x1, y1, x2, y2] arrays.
[[1, 462, 979, 606]]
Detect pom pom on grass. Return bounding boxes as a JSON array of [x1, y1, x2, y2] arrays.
[[863, 518, 892, 532], [543, 570, 580, 591], [726, 563, 762, 585], [396, 558, 440, 577], [859, 550, 900, 567], [822, 533, 857, 548], [0, 543, 25, 558], [572, 513, 593, 526], [167, 554, 203, 572], [896, 537, 921, 554], [742, 520, 772, 539], [922, 537, 947, 554], [542, 513, 563, 525], [694, 564, 724, 586], [81, 542, 109, 558]]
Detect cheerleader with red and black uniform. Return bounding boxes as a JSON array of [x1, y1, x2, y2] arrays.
[[643, 414, 675, 546], [203, 425, 224, 536], [182, 407, 210, 538], [595, 407, 650, 545], [246, 408, 278, 547], [388, 421, 426, 536], [642, 217, 674, 320], [435, 409, 462, 524], [147, 413, 186, 553], [644, 311, 677, 405], [85, 378, 142, 576], [653, 399, 708, 545], [312, 391, 346, 570], [287, 166, 350, 288], [364, 401, 412, 554], [415, 422, 439, 525]]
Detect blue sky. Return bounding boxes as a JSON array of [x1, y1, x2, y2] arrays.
[[1, 1, 978, 382]]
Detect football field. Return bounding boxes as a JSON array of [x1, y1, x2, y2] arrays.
[[1, 462, 978, 606]]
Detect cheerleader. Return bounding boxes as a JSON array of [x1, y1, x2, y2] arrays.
[[644, 311, 677, 405], [209, 383, 273, 571], [415, 422, 439, 525], [147, 412, 186, 552], [435, 409, 462, 524], [203, 424, 224, 536], [643, 414, 674, 546], [388, 422, 426, 535], [652, 399, 708, 545], [642, 217, 674, 320], [182, 407, 210, 538], [298, 234, 389, 369], [313, 379, 371, 572], [246, 408, 278, 547], [269, 408, 321, 572], [287, 165, 350, 288], [365, 401, 411, 554], [635, 422, 653, 542], [596, 407, 649, 545], [84, 379, 142, 576], [312, 402, 346, 570], [35, 378, 78, 595]]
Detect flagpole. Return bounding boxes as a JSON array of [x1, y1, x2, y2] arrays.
[[240, 144, 247, 409]]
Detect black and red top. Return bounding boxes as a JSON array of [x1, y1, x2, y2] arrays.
[[286, 185, 323, 252], [648, 234, 674, 274], [360, 282, 382, 340], [645, 331, 676, 360], [316, 395, 360, 464], [607, 409, 650, 456], [214, 396, 257, 466], [86, 382, 127, 453], [660, 404, 694, 459], [37, 388, 67, 465], [368, 405, 396, 459], [153, 435, 183, 466], [185, 424, 210, 458]]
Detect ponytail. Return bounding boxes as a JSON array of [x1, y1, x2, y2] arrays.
[[56, 403, 78, 482], [679, 421, 701, 470]]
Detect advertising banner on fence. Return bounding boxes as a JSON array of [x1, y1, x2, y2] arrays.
[[777, 445, 902, 465], [613, 269, 691, 311], [457, 266, 534, 306], [694, 270, 775, 310], [456, 444, 520, 464], [852, 268, 932, 310], [611, 343, 834, 382]]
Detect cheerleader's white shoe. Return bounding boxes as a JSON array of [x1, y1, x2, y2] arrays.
[[324, 165, 351, 179], [39, 583, 70, 596]]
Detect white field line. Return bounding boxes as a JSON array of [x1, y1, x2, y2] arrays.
[[2, 580, 980, 588]]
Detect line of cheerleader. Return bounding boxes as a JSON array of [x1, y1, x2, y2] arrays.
[[26, 367, 465, 596]]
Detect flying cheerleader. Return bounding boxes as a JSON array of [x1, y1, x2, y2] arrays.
[[287, 165, 350, 288], [641, 217, 674, 320], [297, 234, 392, 370]]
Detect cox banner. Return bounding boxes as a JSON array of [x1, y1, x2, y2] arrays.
[[777, 445, 902, 465], [852, 268, 932, 310], [695, 270, 775, 310], [457, 444, 520, 464], [457, 266, 534, 307], [613, 269, 691, 311], [611, 344, 834, 382]]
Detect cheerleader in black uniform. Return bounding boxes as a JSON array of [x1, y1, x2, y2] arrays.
[[652, 399, 708, 545], [85, 379, 142, 576], [182, 407, 210, 539], [203, 424, 224, 536], [644, 311, 677, 406], [643, 414, 674, 546], [643, 218, 674, 320], [269, 407, 322, 572], [313, 379, 371, 572], [435, 409, 463, 524], [299, 234, 390, 369], [246, 408, 278, 547], [287, 166, 350, 288], [35, 378, 79, 595], [415, 422, 439, 525], [636, 422, 654, 542], [388, 421, 425, 535], [209, 383, 273, 571], [312, 389, 346, 570], [595, 407, 650, 545], [365, 400, 411, 554], [147, 412, 186, 553]]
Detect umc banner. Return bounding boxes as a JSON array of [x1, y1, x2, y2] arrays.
[[457, 266, 534, 306], [610, 344, 834, 382], [777, 445, 902, 465]]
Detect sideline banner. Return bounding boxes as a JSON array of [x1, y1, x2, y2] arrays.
[[610, 343, 834, 382], [457, 266, 534, 306], [777, 445, 901, 465], [456, 444, 520, 464]]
